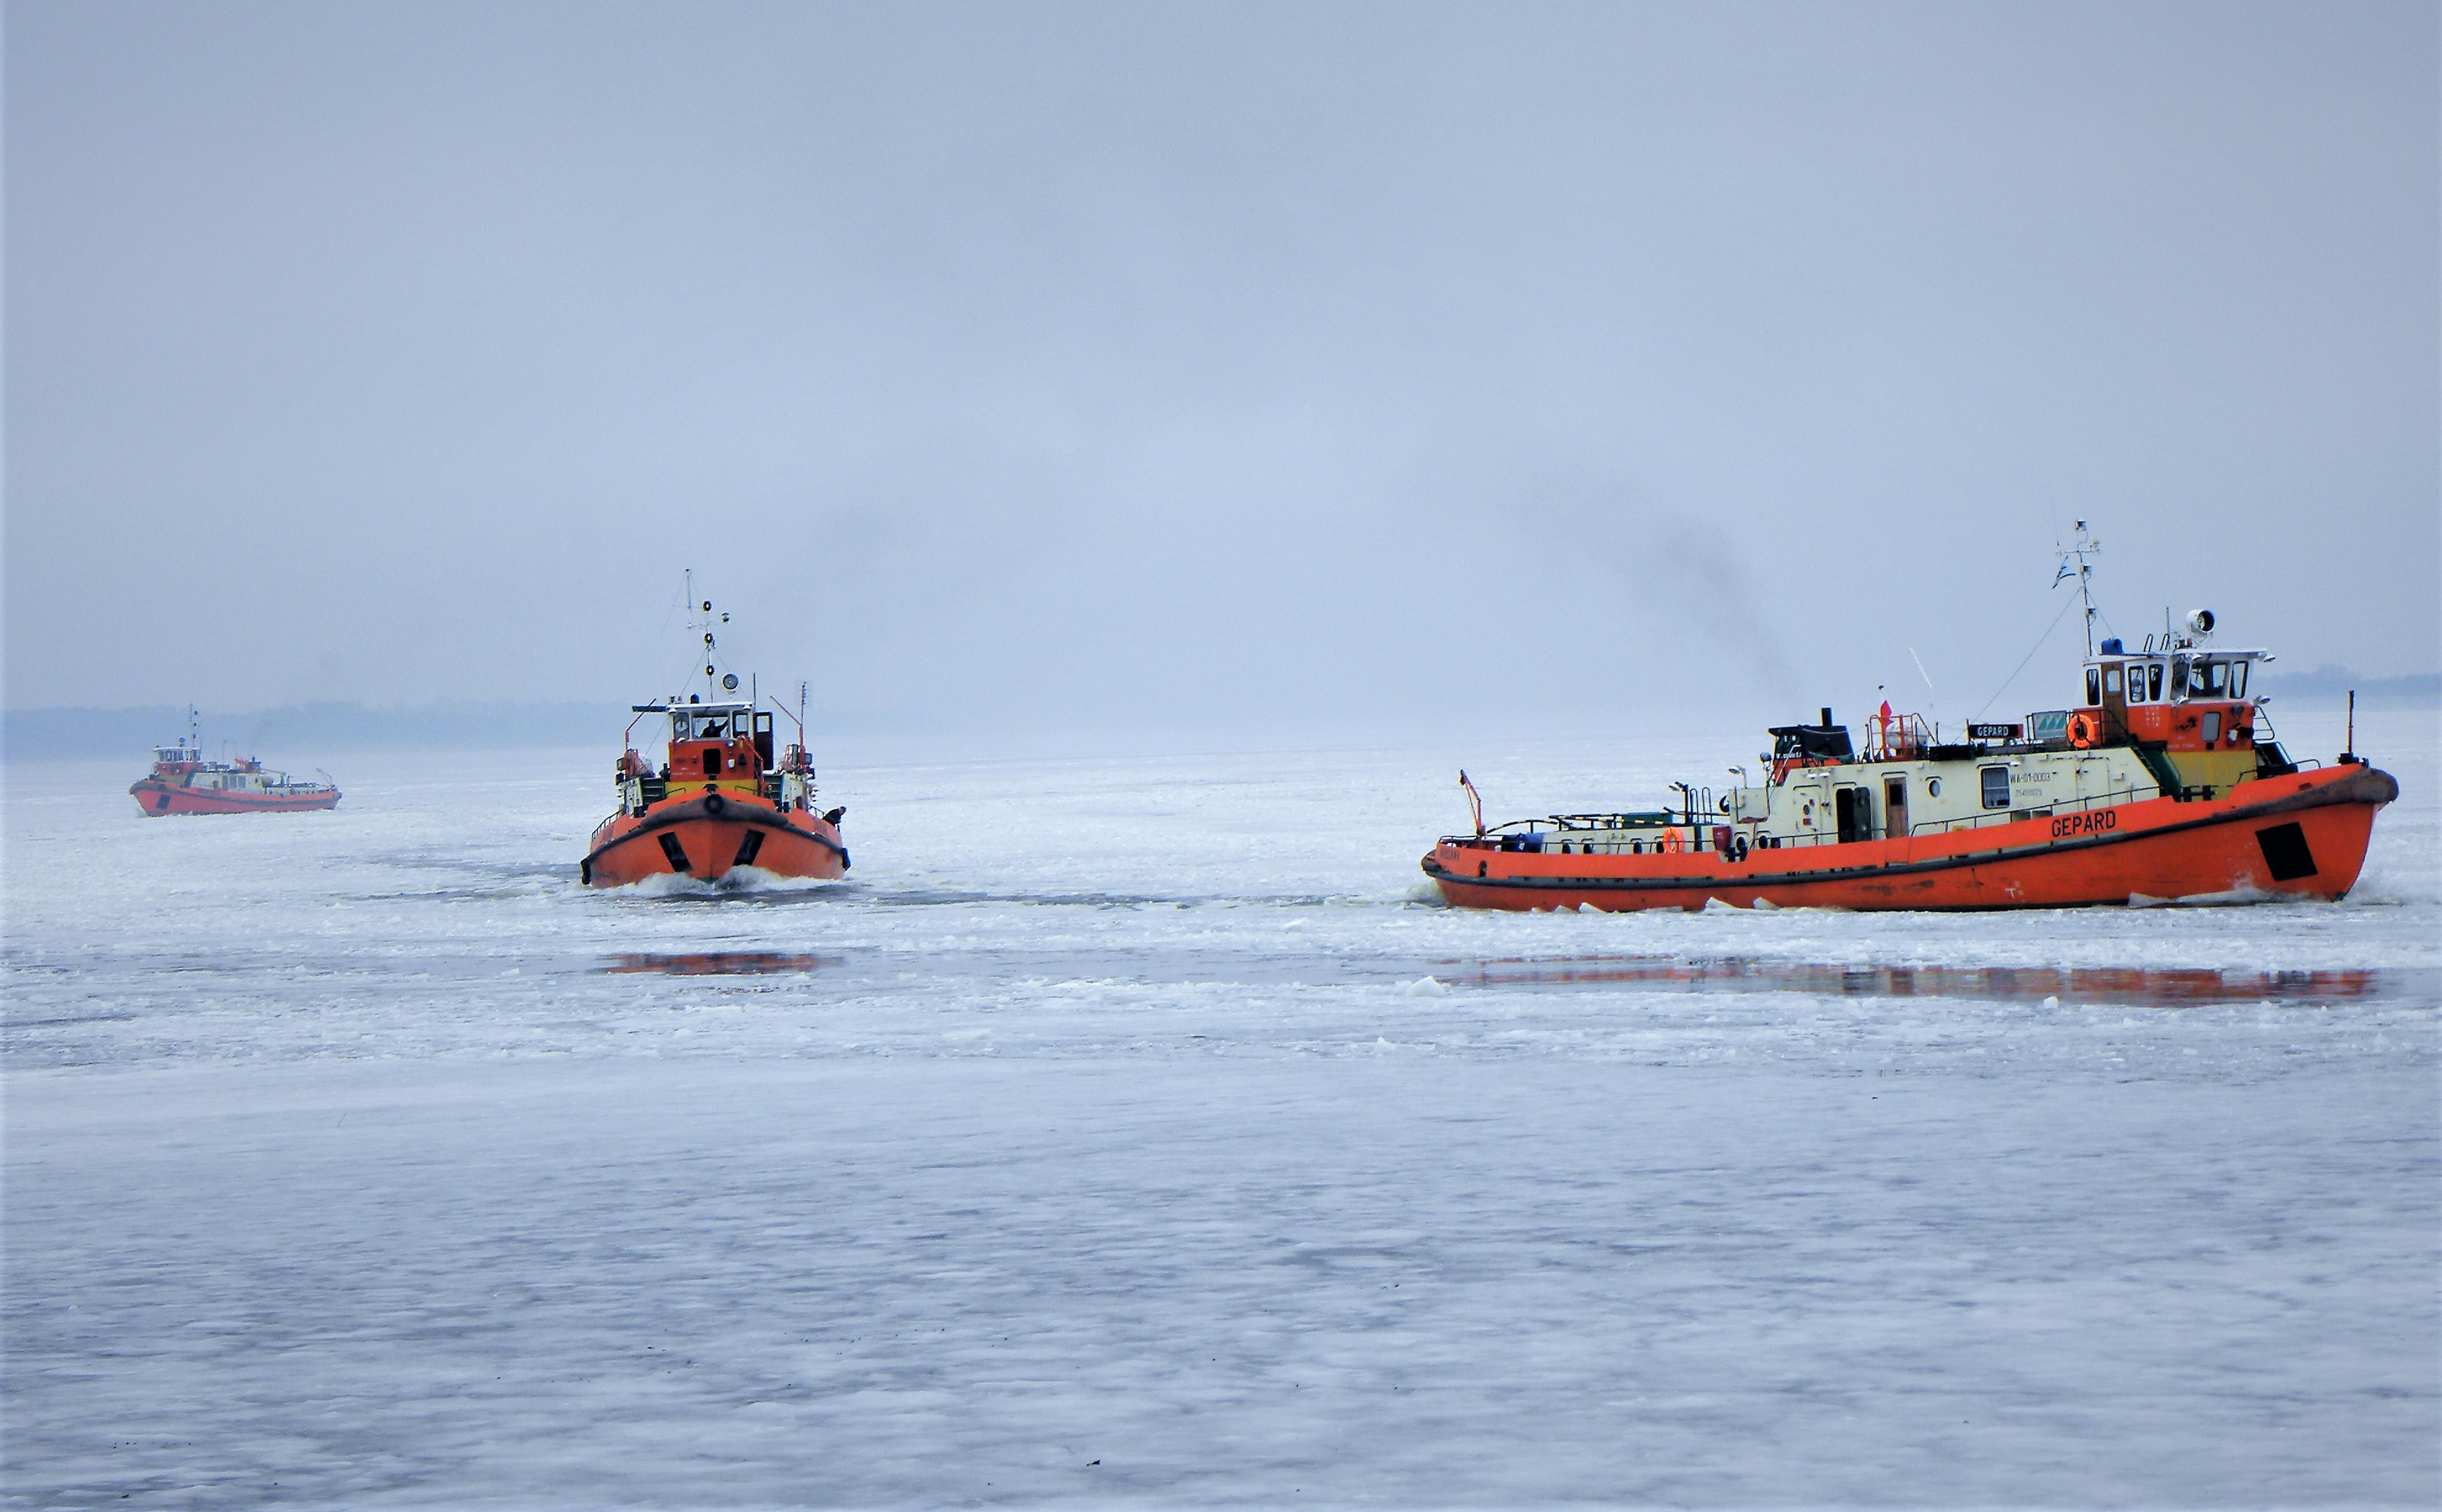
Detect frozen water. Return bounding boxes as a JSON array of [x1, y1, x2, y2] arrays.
[[6, 708, 2436, 1506]]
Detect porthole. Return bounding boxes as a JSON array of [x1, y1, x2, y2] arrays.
[[1926, 777, 1942, 798]]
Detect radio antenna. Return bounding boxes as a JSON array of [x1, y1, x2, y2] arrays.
[[2053, 521, 2103, 657]]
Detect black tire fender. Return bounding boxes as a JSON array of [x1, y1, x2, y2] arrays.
[[704, 792, 727, 817]]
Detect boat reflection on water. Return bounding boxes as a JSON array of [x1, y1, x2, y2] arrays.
[[1440, 955, 2425, 1008], [600, 951, 841, 976]]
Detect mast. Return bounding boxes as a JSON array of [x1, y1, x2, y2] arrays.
[[682, 571, 735, 703], [2055, 520, 2103, 657]]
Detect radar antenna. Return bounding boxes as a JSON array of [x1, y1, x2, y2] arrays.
[[2054, 520, 2103, 658]]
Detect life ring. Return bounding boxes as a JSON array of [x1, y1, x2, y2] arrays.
[[2067, 711, 2099, 748], [1660, 827, 1686, 854], [704, 792, 727, 816]]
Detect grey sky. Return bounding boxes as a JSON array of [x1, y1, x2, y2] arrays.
[[8, 2, 2435, 735]]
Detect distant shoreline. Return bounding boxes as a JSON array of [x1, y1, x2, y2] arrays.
[[5, 674, 2433, 764]]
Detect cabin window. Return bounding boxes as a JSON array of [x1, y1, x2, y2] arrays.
[[2185, 659, 2209, 697], [2103, 666, 2122, 696], [2206, 661, 2229, 696], [2202, 711, 2222, 744], [1980, 766, 2012, 810], [2148, 663, 2164, 700], [672, 716, 695, 740], [2084, 668, 2101, 706], [1926, 776, 1942, 798], [2231, 661, 2248, 698], [2125, 668, 2145, 704]]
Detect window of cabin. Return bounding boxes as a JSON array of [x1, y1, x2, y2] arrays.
[[2185, 658, 2209, 697], [1926, 776, 1942, 798], [1980, 766, 2012, 810], [2231, 661, 2248, 698], [2126, 667, 2146, 704], [2202, 711, 2223, 744], [2206, 661, 2229, 696], [2084, 667, 2102, 705], [2148, 662, 2164, 700], [2103, 666, 2122, 696]]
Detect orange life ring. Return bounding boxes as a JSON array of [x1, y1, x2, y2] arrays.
[[2067, 711, 2099, 748], [1660, 827, 1687, 854]]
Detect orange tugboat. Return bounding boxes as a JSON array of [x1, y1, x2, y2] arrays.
[[129, 709, 341, 816], [580, 590, 848, 888], [1424, 529, 2396, 912]]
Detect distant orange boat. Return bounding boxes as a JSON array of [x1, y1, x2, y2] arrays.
[[1424, 528, 2395, 912], [580, 588, 848, 888], [129, 709, 340, 816]]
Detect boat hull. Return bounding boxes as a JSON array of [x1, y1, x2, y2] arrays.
[[130, 780, 341, 816], [1423, 762, 2396, 912], [582, 794, 848, 887]]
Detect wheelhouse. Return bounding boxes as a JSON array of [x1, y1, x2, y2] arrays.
[[2082, 640, 2264, 709]]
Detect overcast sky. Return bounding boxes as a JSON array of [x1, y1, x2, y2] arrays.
[[7, 2, 2435, 737]]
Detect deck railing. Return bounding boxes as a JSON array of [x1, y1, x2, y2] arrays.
[[1442, 748, 2317, 858], [1445, 779, 2189, 855], [1901, 782, 2158, 838]]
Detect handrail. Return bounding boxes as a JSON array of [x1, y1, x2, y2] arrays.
[[1903, 783, 2157, 837], [1440, 779, 2190, 854], [1859, 712, 1934, 762], [1441, 741, 2331, 859]]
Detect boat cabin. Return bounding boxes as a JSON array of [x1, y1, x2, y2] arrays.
[[616, 695, 819, 819], [2082, 636, 2267, 752]]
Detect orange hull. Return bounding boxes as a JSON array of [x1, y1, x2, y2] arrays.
[[1424, 762, 2396, 912], [130, 779, 341, 816], [582, 793, 848, 887]]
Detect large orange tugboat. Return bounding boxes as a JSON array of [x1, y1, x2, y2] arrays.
[[580, 590, 848, 888], [1424, 530, 2396, 912], [129, 709, 341, 816]]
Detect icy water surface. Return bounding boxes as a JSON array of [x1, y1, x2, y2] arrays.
[[6, 709, 2438, 1508]]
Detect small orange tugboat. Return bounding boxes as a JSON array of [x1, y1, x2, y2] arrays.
[[129, 709, 341, 816], [1424, 529, 2397, 912], [580, 590, 848, 888]]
